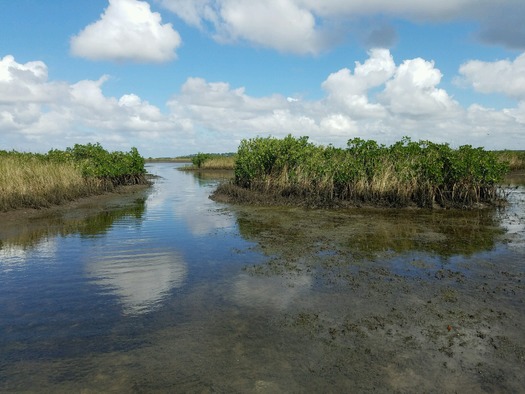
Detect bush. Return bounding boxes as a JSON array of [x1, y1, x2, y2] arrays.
[[232, 135, 508, 208], [191, 153, 212, 169], [49, 143, 146, 186], [0, 143, 148, 211]]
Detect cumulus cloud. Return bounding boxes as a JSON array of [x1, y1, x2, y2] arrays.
[[164, 49, 523, 149], [322, 48, 395, 117], [70, 0, 181, 63], [167, 77, 320, 142], [163, 0, 328, 54], [458, 52, 525, 100], [160, 0, 525, 54], [2, 50, 525, 156], [380, 57, 460, 116], [0, 55, 68, 104], [0, 54, 177, 153]]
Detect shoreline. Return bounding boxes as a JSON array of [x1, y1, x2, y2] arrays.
[[0, 183, 151, 242], [210, 182, 506, 210]]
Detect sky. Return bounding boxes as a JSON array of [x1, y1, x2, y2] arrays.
[[1, 0, 525, 157]]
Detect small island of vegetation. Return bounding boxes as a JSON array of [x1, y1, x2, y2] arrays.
[[213, 135, 510, 209], [0, 143, 148, 212]]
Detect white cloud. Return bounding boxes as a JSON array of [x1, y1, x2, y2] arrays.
[[160, 0, 525, 54], [2, 51, 525, 156], [380, 57, 460, 116], [0, 55, 68, 104], [458, 52, 525, 100], [163, 0, 328, 54], [167, 77, 320, 142], [216, 0, 326, 54], [0, 55, 178, 153], [70, 0, 181, 63], [322, 48, 395, 117]]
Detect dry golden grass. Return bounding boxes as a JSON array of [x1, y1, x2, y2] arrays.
[[183, 156, 236, 170], [495, 151, 525, 171], [0, 157, 105, 211]]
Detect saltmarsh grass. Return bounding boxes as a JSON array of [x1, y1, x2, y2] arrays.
[[228, 135, 508, 209], [494, 150, 525, 171], [0, 143, 148, 212], [0, 156, 91, 211], [197, 156, 236, 170], [184, 153, 236, 170]]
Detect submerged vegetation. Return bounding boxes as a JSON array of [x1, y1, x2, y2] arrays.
[[0, 143, 148, 212], [217, 135, 509, 209]]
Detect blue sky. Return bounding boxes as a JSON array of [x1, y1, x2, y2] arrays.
[[1, 0, 524, 157]]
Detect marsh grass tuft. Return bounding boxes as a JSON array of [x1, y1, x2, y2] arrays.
[[0, 156, 91, 211], [198, 156, 236, 170], [225, 135, 508, 209], [182, 154, 236, 170], [0, 143, 148, 212], [494, 150, 525, 171]]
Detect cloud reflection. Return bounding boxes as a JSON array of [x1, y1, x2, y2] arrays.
[[86, 249, 187, 315], [231, 273, 312, 311], [145, 165, 235, 236], [0, 238, 58, 272]]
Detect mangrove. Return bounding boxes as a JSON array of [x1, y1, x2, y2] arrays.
[[213, 135, 509, 209]]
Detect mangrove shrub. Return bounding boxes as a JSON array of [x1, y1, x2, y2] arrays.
[[46, 143, 147, 186], [232, 135, 508, 208]]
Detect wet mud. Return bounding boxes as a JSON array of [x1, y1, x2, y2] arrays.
[[225, 202, 525, 392]]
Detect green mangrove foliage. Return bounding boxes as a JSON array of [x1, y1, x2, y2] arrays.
[[191, 152, 212, 168], [46, 143, 147, 186], [232, 135, 508, 208], [0, 143, 147, 211]]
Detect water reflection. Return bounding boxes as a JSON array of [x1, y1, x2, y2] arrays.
[[86, 249, 187, 315], [1, 164, 524, 392], [235, 206, 505, 261], [232, 272, 312, 311], [0, 237, 58, 272], [145, 165, 235, 236], [0, 196, 147, 250]]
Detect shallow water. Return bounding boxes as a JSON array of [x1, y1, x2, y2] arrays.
[[1, 163, 524, 393]]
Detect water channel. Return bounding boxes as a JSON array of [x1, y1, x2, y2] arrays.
[[1, 163, 524, 392]]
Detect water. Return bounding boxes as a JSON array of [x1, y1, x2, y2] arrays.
[[1, 163, 524, 392]]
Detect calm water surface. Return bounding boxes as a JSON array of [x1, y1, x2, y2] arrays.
[[1, 163, 524, 392]]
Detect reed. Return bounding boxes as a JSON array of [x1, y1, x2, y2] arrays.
[[228, 135, 508, 208]]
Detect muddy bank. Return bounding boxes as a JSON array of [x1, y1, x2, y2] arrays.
[[0, 183, 151, 243], [211, 181, 504, 210]]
